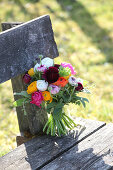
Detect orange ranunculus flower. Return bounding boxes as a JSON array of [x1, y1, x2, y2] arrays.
[[42, 91, 53, 103], [28, 68, 35, 77], [27, 81, 37, 94], [63, 73, 71, 80], [53, 77, 68, 87]]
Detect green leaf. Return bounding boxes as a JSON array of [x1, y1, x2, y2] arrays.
[[58, 120, 67, 135], [53, 108, 62, 120], [60, 120, 67, 133], [14, 91, 30, 98], [81, 97, 89, 107], [43, 120, 50, 132], [63, 115, 73, 129], [73, 96, 89, 107], [64, 114, 77, 127], [82, 97, 89, 103], [51, 102, 64, 120], [51, 115, 54, 136], [47, 102, 57, 110], [47, 125, 51, 135], [43, 114, 56, 136], [13, 98, 25, 107], [81, 100, 86, 107], [55, 120, 61, 137]]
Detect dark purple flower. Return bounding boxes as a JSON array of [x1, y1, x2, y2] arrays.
[[54, 64, 60, 69], [75, 83, 83, 91], [43, 67, 59, 84], [23, 74, 31, 84]]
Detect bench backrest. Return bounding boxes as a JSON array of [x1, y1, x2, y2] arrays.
[[0, 15, 59, 135], [0, 15, 58, 83]]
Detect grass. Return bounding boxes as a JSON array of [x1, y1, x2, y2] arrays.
[[0, 0, 113, 156]]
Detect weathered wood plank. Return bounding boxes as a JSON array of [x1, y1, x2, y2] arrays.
[[42, 123, 113, 170], [0, 15, 59, 84], [0, 119, 105, 170], [1, 22, 48, 134], [2, 23, 30, 133], [1, 16, 58, 134]]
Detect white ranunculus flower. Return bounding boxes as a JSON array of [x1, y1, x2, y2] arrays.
[[34, 63, 40, 72], [41, 57, 54, 68], [37, 80, 48, 91], [68, 76, 78, 87]]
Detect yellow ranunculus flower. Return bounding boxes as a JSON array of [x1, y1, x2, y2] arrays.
[[63, 73, 71, 80], [27, 81, 37, 94], [42, 91, 53, 103], [28, 68, 35, 77]]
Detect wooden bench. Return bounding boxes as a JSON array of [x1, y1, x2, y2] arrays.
[[0, 118, 113, 169], [0, 15, 113, 170]]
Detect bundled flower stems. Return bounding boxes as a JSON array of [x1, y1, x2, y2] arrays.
[[14, 55, 90, 137]]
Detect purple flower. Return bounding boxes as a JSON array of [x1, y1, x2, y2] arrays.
[[48, 84, 61, 94], [43, 67, 59, 84], [54, 64, 60, 69], [75, 83, 83, 91], [61, 63, 76, 75], [23, 74, 31, 84]]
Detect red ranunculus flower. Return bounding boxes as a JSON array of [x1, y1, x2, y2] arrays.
[[53, 77, 68, 87], [23, 74, 31, 84], [43, 67, 59, 84], [75, 83, 83, 91]]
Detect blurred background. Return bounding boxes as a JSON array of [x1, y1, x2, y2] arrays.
[[0, 0, 113, 156]]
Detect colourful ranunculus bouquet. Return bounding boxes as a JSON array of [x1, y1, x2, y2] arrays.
[[14, 55, 90, 136]]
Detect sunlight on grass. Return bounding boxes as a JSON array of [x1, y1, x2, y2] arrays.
[[0, 0, 113, 156], [0, 81, 19, 156]]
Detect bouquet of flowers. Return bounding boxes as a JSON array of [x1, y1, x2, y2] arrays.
[[14, 55, 89, 136]]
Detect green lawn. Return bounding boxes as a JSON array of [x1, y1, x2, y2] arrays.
[[0, 0, 113, 156]]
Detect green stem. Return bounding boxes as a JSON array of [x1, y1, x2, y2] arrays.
[[69, 86, 75, 102]]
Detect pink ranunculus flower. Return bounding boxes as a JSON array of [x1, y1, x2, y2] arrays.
[[48, 84, 61, 94], [61, 63, 76, 75], [30, 91, 43, 108]]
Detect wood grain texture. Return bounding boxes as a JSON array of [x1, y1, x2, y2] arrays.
[[0, 15, 59, 84], [0, 119, 105, 170], [1, 23, 48, 134], [1, 15, 58, 134], [11, 74, 30, 133], [2, 23, 30, 132], [42, 123, 113, 170]]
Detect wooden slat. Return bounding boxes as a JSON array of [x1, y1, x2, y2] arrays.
[[42, 123, 113, 170], [1, 22, 49, 134], [0, 15, 59, 84], [0, 119, 105, 170]]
